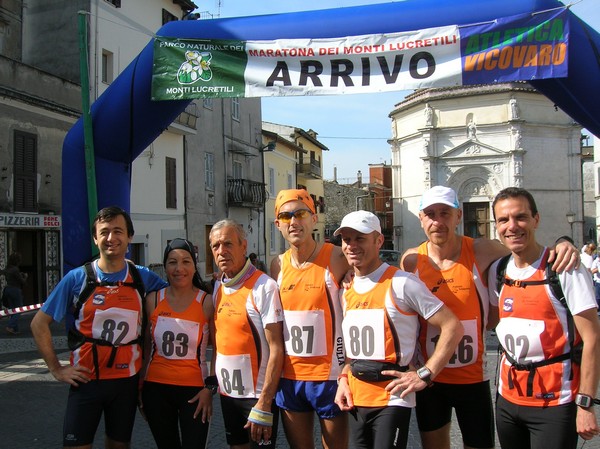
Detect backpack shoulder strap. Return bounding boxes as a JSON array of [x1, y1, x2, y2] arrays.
[[74, 261, 146, 319], [545, 262, 566, 309], [126, 261, 146, 300], [495, 254, 511, 293], [73, 262, 99, 318], [499, 252, 579, 365], [544, 260, 579, 358]]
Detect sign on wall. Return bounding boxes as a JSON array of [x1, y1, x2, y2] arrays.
[[0, 213, 61, 229]]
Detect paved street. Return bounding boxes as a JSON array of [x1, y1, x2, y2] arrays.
[[0, 311, 598, 448]]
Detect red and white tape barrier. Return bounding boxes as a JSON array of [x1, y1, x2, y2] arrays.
[[0, 303, 43, 317]]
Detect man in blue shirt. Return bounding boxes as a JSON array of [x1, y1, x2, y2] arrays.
[[31, 206, 167, 449]]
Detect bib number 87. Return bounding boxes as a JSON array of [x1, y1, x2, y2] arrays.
[[290, 325, 314, 354]]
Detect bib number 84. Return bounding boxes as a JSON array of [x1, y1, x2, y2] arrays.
[[220, 368, 246, 396]]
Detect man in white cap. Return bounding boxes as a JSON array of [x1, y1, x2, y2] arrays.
[[334, 210, 463, 449], [401, 185, 580, 449]]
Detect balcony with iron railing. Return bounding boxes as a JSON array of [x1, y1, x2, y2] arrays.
[[297, 158, 322, 178], [227, 179, 267, 208], [169, 102, 199, 134]]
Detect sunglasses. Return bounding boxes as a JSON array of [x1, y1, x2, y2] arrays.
[[277, 209, 313, 223]]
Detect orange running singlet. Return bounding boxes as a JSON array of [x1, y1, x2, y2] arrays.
[[72, 263, 144, 379], [415, 237, 488, 384], [145, 288, 209, 387], [343, 265, 419, 407], [278, 243, 344, 381], [496, 250, 580, 407]]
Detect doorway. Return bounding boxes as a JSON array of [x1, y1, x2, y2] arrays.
[[463, 202, 490, 239]]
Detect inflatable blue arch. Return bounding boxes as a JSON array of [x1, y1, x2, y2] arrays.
[[62, 0, 600, 271]]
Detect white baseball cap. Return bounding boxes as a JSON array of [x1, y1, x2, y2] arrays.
[[419, 186, 459, 210], [333, 210, 382, 236]]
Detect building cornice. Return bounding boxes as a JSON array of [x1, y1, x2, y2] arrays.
[[389, 82, 538, 117]]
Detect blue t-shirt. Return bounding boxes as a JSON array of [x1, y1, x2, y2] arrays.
[[42, 261, 168, 324]]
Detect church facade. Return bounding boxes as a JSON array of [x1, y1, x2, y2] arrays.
[[389, 83, 584, 251]]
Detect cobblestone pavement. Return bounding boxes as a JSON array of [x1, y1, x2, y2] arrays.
[[0, 313, 598, 448]]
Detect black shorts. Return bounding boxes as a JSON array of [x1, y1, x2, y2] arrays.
[[349, 405, 412, 449], [63, 375, 138, 447], [415, 381, 494, 448], [496, 394, 578, 449], [219, 395, 279, 448]]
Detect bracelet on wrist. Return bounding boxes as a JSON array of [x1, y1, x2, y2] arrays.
[[337, 373, 349, 385], [248, 407, 274, 426]]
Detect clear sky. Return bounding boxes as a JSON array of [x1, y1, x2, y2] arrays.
[[195, 0, 600, 183]]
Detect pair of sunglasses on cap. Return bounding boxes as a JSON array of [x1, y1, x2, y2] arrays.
[[276, 209, 313, 223]]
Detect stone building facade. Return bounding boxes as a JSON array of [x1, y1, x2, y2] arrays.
[[390, 83, 583, 252], [323, 181, 372, 243]]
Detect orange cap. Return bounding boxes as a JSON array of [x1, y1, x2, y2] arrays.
[[274, 189, 316, 215]]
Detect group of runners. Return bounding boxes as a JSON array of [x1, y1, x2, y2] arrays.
[[29, 186, 599, 449]]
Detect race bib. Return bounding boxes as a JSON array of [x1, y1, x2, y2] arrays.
[[283, 309, 327, 357], [215, 352, 255, 398], [154, 316, 200, 360], [342, 309, 386, 360], [496, 317, 545, 363], [426, 319, 478, 368], [91, 307, 139, 345]]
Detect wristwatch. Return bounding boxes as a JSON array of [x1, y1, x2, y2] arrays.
[[416, 366, 434, 387], [204, 375, 219, 396], [207, 384, 218, 395], [575, 393, 593, 409]]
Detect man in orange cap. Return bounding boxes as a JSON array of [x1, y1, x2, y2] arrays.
[[270, 188, 349, 449]]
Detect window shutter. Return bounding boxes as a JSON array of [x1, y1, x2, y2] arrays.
[[165, 157, 177, 209], [14, 131, 37, 212]]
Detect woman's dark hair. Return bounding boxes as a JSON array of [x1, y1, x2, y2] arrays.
[[163, 238, 211, 292]]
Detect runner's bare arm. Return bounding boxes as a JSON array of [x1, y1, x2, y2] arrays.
[[270, 254, 282, 281], [573, 308, 600, 440], [246, 321, 284, 443], [30, 309, 91, 386], [474, 237, 579, 274], [400, 247, 419, 273], [330, 245, 351, 286]]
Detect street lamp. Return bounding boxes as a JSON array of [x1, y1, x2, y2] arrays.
[[259, 140, 276, 265], [260, 141, 276, 152], [566, 212, 576, 239]]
